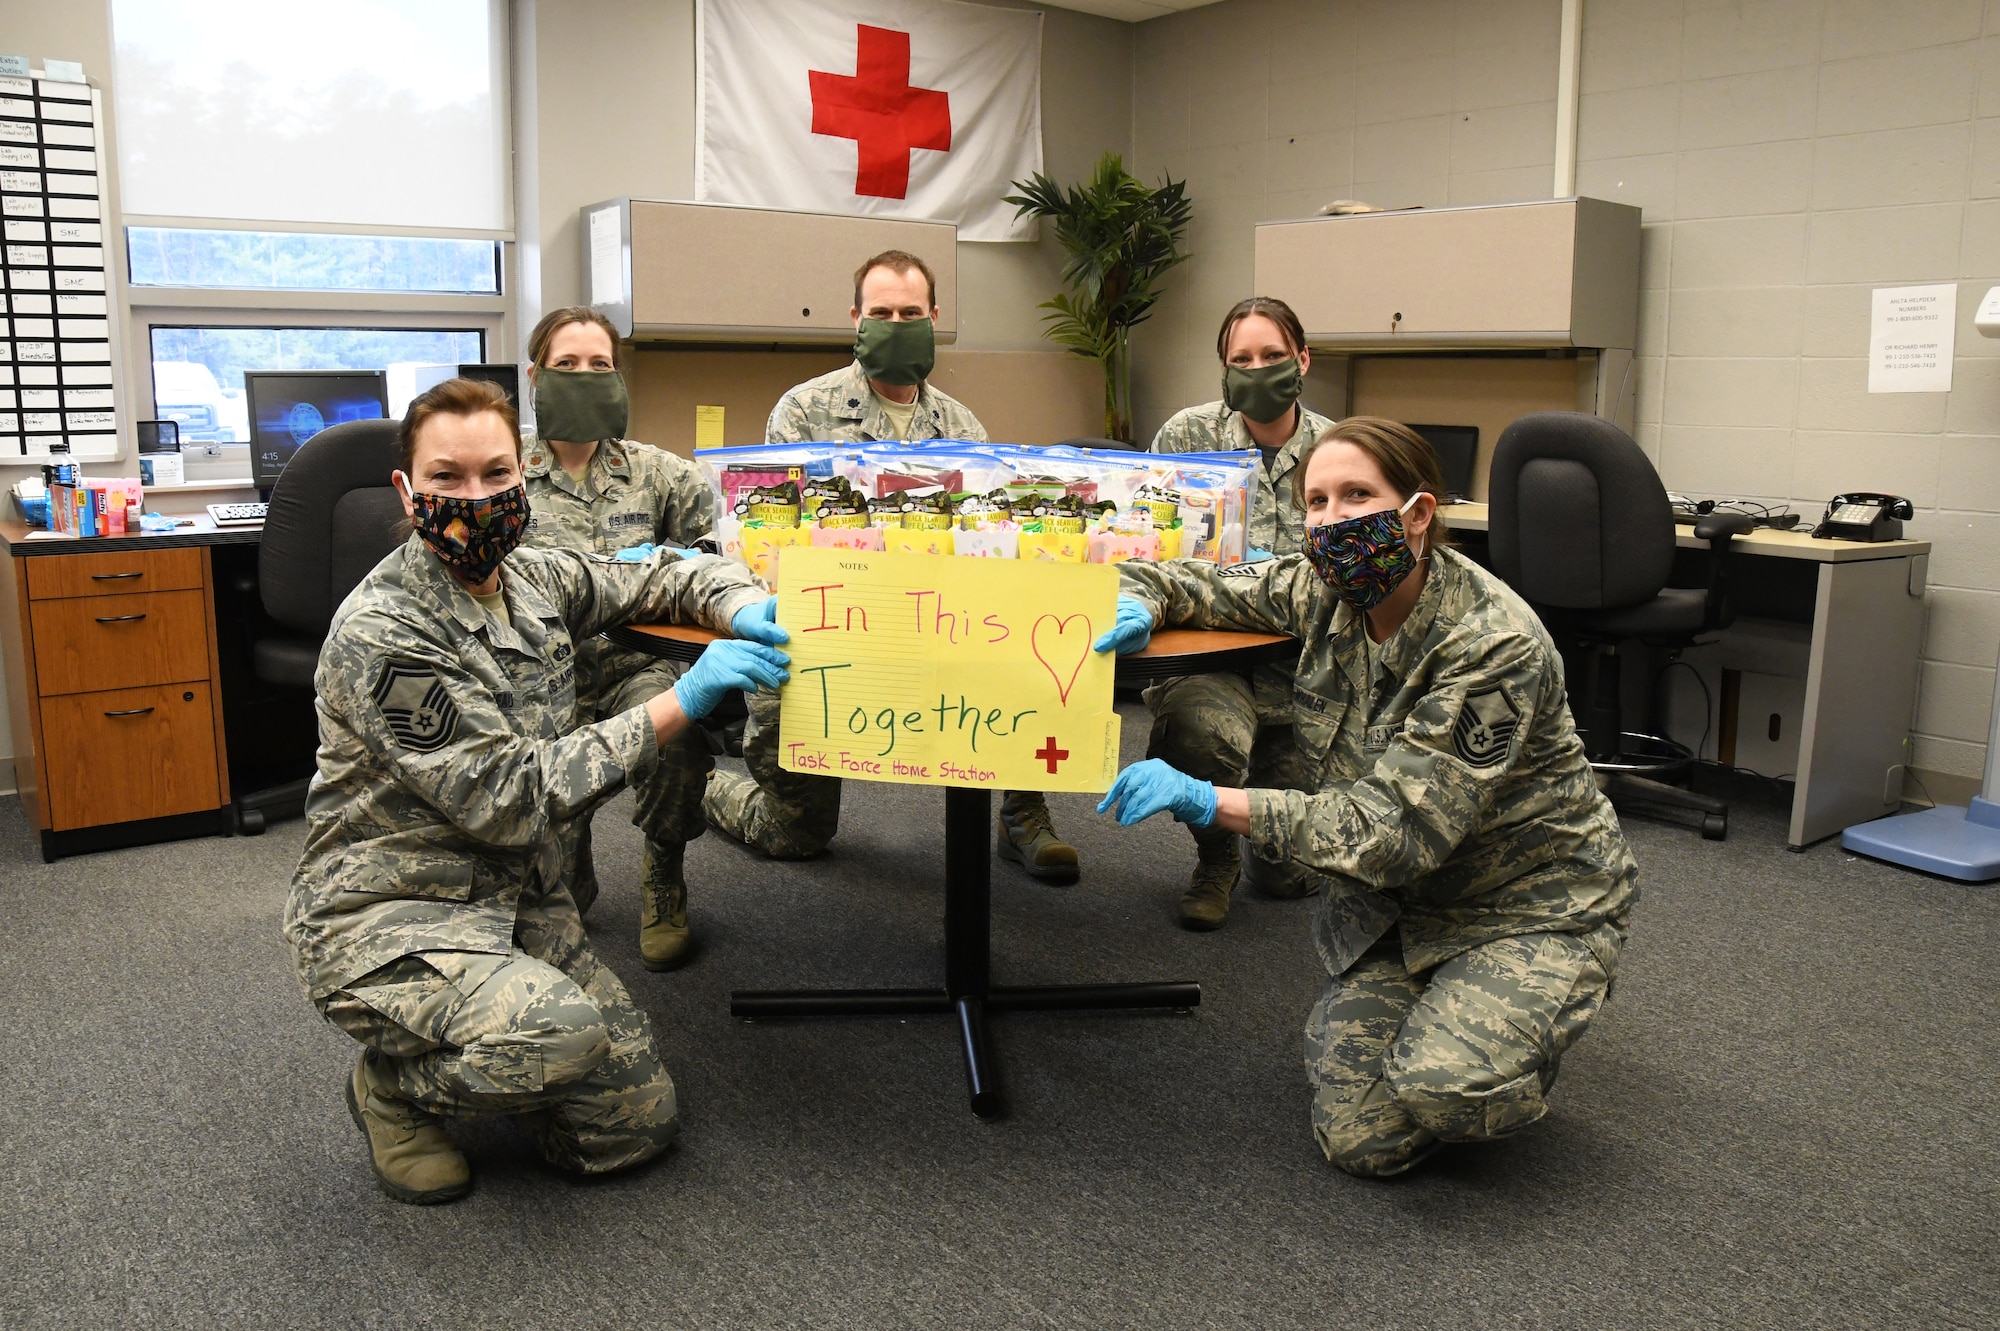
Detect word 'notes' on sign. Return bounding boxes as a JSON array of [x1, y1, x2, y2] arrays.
[[775, 547, 1121, 792]]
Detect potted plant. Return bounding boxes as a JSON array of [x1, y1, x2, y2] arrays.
[[1006, 153, 1192, 444]]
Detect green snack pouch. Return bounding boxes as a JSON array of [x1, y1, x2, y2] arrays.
[[736, 480, 802, 528]]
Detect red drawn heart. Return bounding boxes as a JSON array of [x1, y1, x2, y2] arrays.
[[1031, 613, 1093, 705]]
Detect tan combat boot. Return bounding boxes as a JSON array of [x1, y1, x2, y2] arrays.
[[996, 790, 1080, 885], [639, 839, 692, 971], [345, 1053, 470, 1205], [1178, 824, 1239, 931]]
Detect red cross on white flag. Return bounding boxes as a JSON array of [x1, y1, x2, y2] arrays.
[[697, 0, 1043, 242]]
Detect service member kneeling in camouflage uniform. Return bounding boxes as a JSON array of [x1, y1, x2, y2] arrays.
[[706, 248, 1082, 882], [1148, 296, 1338, 929], [1099, 417, 1637, 1177], [516, 306, 718, 969], [286, 379, 785, 1203]]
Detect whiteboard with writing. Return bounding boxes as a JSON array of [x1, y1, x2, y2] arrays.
[[775, 547, 1121, 792]]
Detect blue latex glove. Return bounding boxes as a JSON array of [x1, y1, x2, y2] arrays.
[[1092, 595, 1156, 655], [676, 639, 789, 720], [730, 596, 789, 646], [1245, 547, 1274, 563], [1096, 759, 1218, 827], [613, 542, 657, 562]]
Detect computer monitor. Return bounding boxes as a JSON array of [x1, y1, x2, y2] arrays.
[[409, 362, 520, 408], [245, 369, 389, 490], [1410, 424, 1478, 503]]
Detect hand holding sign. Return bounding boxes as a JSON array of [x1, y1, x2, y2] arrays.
[[775, 548, 1121, 791]]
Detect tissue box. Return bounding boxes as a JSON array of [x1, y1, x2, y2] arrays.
[[1017, 531, 1087, 562], [883, 528, 954, 557], [809, 526, 886, 552], [952, 526, 1019, 559], [1087, 531, 1161, 564], [739, 524, 811, 585]]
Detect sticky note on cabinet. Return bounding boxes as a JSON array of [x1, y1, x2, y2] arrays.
[[695, 405, 725, 449]]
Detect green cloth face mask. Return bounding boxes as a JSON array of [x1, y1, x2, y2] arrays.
[[854, 317, 936, 387], [533, 367, 629, 443], [1222, 358, 1305, 426]]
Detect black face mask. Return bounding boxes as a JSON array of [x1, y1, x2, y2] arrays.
[[1222, 358, 1305, 426], [854, 317, 936, 387], [533, 368, 629, 443], [407, 484, 530, 583]]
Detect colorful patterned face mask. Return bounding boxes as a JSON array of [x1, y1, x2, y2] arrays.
[[407, 484, 530, 584], [1302, 492, 1425, 610]]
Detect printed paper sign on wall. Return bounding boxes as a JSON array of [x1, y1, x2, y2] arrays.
[[776, 547, 1120, 791], [696, 0, 1042, 242]]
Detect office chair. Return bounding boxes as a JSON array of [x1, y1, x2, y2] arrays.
[[232, 418, 407, 833], [1487, 411, 1751, 841]]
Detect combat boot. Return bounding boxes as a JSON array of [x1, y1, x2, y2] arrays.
[[345, 1052, 470, 1205], [1178, 824, 1239, 931], [638, 839, 691, 970], [996, 789, 1079, 885]]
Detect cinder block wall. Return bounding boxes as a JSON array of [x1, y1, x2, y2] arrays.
[[1130, 0, 2000, 797]]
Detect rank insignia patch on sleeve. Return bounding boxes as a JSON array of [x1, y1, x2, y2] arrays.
[[371, 660, 460, 753], [1452, 686, 1519, 768]]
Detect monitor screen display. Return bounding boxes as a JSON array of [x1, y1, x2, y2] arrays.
[[1409, 424, 1478, 502], [245, 370, 388, 486]]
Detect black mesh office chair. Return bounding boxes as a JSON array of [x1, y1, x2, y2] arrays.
[[233, 418, 407, 832], [1487, 411, 1750, 841]]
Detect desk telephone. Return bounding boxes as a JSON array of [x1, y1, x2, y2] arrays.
[[1811, 492, 1912, 542]]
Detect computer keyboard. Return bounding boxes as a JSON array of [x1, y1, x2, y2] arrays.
[[207, 501, 268, 527]]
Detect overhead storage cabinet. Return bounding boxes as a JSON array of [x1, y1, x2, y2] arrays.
[[1253, 198, 1641, 350], [584, 198, 957, 344]]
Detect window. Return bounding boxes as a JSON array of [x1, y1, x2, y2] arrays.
[[149, 325, 485, 442], [128, 228, 501, 294], [109, 0, 509, 232]]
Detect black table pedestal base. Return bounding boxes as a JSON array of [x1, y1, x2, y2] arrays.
[[729, 787, 1200, 1119]]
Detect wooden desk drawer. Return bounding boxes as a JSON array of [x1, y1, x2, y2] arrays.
[[40, 682, 222, 829], [31, 589, 211, 695], [26, 546, 204, 600]]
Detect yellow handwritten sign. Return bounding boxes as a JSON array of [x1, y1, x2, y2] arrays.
[[775, 546, 1121, 792]]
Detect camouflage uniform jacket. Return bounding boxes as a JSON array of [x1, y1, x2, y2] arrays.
[[766, 360, 987, 444], [519, 433, 713, 555], [1118, 545, 1637, 978], [1150, 400, 1336, 557], [284, 534, 764, 1001], [518, 433, 715, 705]]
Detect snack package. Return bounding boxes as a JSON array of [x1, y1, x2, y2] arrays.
[[867, 493, 909, 528], [901, 489, 956, 531], [1020, 492, 1086, 535], [696, 443, 850, 528], [800, 474, 858, 520], [735, 479, 803, 528], [813, 488, 871, 528], [954, 489, 1015, 531]]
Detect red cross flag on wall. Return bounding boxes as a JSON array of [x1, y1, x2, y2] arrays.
[[696, 0, 1043, 242]]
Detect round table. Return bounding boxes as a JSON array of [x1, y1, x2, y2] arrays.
[[611, 616, 1298, 1118]]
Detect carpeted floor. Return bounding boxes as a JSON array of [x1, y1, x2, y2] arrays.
[[3, 699, 1996, 1329]]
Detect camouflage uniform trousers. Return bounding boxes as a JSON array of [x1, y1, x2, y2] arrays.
[[316, 898, 678, 1175], [704, 685, 843, 859], [1304, 921, 1621, 1178], [1143, 664, 1319, 894], [569, 650, 709, 913]]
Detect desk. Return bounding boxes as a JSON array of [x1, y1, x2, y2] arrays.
[[0, 519, 298, 860], [615, 622, 1290, 1118], [1439, 503, 1930, 848]]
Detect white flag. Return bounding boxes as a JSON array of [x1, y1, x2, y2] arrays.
[[696, 0, 1042, 242]]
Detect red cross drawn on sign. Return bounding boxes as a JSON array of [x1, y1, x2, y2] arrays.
[[1036, 737, 1069, 774], [808, 24, 951, 200]]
